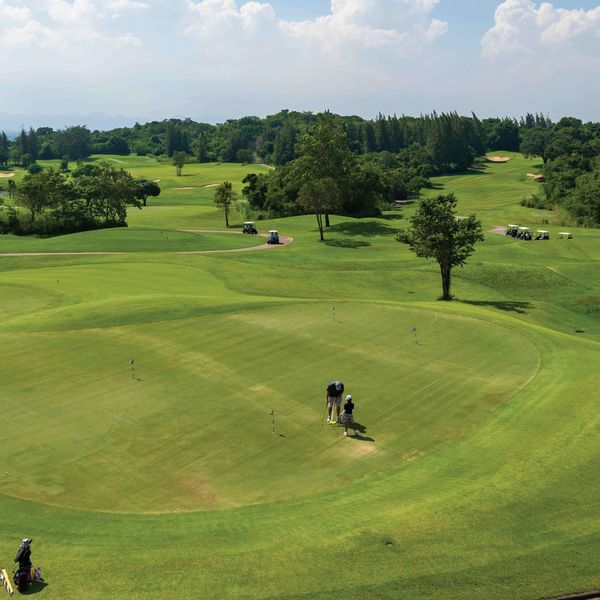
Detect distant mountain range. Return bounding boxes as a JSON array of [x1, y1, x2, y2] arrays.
[[0, 113, 144, 137]]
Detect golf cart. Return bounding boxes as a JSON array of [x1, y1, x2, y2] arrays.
[[536, 230, 550, 240], [559, 232, 573, 239], [242, 221, 258, 234], [517, 227, 532, 240], [267, 230, 280, 244], [506, 224, 519, 237]]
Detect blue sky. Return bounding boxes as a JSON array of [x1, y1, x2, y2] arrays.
[[1, 0, 600, 127]]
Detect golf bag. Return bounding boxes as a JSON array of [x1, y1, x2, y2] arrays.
[[12, 539, 41, 593]]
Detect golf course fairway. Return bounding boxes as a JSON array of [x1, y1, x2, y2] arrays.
[[0, 155, 598, 599]]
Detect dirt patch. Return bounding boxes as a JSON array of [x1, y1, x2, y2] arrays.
[[178, 478, 218, 508], [491, 226, 507, 236], [0, 172, 15, 178], [486, 156, 511, 163]]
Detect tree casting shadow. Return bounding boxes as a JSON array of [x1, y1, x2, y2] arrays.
[[328, 221, 398, 237], [460, 300, 533, 315]]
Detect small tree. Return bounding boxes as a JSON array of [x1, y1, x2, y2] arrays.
[[134, 179, 161, 207], [214, 181, 237, 227], [172, 151, 187, 176], [297, 177, 340, 241], [397, 194, 483, 301]]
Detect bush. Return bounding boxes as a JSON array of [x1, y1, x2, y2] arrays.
[[28, 163, 43, 175], [520, 194, 553, 210]]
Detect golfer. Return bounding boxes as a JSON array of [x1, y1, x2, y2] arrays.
[[340, 394, 359, 437], [326, 380, 344, 423]]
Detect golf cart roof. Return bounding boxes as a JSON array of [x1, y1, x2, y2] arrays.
[[537, 230, 549, 233], [559, 232, 572, 235], [508, 224, 519, 228], [518, 227, 531, 231], [268, 230, 278, 233], [244, 221, 255, 225]]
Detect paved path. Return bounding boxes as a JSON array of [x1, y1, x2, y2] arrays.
[[0, 230, 294, 257]]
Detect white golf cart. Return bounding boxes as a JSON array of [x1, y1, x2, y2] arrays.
[[506, 224, 519, 237], [242, 221, 258, 234], [558, 232, 573, 239], [517, 226, 532, 240], [267, 230, 280, 244], [536, 230, 550, 240]]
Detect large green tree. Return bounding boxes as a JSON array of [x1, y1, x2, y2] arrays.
[[397, 194, 483, 301], [17, 170, 71, 222], [297, 177, 340, 241], [291, 113, 355, 225]]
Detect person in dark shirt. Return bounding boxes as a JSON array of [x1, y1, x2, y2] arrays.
[[325, 380, 344, 423], [340, 394, 359, 437]]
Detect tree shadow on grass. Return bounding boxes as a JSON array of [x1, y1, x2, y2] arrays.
[[328, 221, 398, 237], [460, 300, 534, 315], [324, 239, 371, 249], [380, 213, 404, 221]]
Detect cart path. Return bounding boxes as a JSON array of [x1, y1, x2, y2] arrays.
[[490, 226, 507, 235], [0, 230, 294, 257]]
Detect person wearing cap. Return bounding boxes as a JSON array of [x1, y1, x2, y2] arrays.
[[325, 380, 344, 423], [340, 394, 359, 437]]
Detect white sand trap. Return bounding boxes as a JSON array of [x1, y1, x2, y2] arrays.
[[174, 187, 197, 190], [203, 183, 219, 189], [486, 156, 512, 163], [153, 179, 161, 183], [527, 173, 545, 181], [0, 172, 15, 178]]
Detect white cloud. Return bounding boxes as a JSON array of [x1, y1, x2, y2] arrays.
[[185, 0, 447, 54], [482, 0, 600, 58], [0, 1, 32, 21], [43, 0, 148, 23], [282, 0, 447, 51], [2, 20, 61, 47], [0, 0, 147, 48]]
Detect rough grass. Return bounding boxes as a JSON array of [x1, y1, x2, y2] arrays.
[[0, 153, 599, 599]]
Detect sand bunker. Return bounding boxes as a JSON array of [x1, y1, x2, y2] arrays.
[[486, 156, 512, 163], [203, 183, 219, 189], [527, 173, 545, 181], [153, 179, 161, 183], [0, 172, 15, 178]]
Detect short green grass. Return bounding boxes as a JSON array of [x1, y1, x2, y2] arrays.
[[0, 153, 599, 599]]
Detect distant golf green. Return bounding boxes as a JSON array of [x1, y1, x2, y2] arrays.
[[0, 153, 598, 600]]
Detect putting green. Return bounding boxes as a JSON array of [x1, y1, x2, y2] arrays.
[[0, 296, 538, 513]]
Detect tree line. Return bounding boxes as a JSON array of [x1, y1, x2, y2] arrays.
[[2, 110, 600, 226], [0, 162, 160, 236], [520, 117, 600, 226]]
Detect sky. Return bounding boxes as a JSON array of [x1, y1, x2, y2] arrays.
[[1, 0, 600, 127]]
